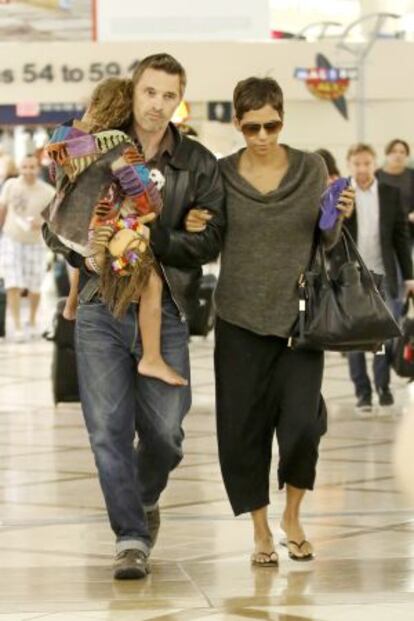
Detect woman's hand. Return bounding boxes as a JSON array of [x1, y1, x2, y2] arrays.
[[408, 212, 414, 224], [184, 208, 212, 233], [337, 188, 355, 220]]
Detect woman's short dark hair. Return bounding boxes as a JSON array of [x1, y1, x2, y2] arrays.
[[233, 77, 284, 121], [315, 149, 340, 177], [385, 138, 410, 157]]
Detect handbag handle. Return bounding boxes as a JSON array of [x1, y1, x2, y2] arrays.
[[340, 227, 379, 288], [307, 225, 380, 291]]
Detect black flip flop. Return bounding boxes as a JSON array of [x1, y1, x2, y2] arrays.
[[286, 539, 315, 562]]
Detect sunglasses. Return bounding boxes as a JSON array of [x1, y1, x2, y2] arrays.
[[240, 120, 283, 137]]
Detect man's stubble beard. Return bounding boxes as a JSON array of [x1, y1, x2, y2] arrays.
[[135, 111, 168, 134]]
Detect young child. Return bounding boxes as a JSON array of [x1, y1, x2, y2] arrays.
[[44, 77, 188, 387]]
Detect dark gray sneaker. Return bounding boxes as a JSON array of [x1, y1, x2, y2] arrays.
[[146, 506, 161, 548], [378, 388, 394, 407], [113, 549, 150, 580], [356, 394, 372, 412]]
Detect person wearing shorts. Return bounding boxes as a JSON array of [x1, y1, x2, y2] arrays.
[[0, 154, 55, 340]]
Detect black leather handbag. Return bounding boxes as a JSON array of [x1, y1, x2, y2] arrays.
[[289, 227, 401, 352]]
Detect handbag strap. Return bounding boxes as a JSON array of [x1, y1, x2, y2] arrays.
[[307, 223, 321, 271], [341, 226, 378, 287]]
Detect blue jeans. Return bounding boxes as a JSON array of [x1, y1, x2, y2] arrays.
[[75, 295, 191, 555], [348, 294, 401, 398]]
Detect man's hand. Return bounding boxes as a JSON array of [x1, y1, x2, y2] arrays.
[[405, 280, 414, 297], [337, 188, 355, 220], [184, 209, 212, 233]]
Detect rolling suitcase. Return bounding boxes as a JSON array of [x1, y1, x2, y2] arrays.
[[45, 298, 80, 404], [188, 273, 217, 337]]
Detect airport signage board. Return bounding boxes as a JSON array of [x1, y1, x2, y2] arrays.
[[0, 40, 410, 106], [94, 0, 270, 42]]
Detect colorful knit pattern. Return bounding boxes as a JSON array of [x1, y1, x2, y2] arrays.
[[47, 126, 135, 183], [47, 125, 162, 218], [110, 148, 162, 216], [46, 122, 163, 262]]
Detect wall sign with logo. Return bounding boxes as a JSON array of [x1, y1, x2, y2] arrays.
[[294, 53, 358, 120]]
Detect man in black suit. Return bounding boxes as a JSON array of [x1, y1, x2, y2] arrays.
[[337, 143, 414, 411]]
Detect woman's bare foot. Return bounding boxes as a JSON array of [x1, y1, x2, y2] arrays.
[[280, 515, 314, 560], [138, 357, 188, 386], [251, 534, 279, 567]]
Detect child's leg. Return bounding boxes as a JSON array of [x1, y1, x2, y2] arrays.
[[63, 266, 79, 321], [137, 269, 188, 386]]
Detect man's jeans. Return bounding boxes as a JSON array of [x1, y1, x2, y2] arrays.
[[348, 294, 401, 398], [75, 295, 191, 555]]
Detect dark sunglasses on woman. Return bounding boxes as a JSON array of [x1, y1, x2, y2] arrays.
[[240, 120, 283, 137]]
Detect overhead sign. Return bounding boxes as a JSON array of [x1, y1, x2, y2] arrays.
[[295, 53, 358, 120], [0, 40, 409, 107], [95, 0, 270, 42]]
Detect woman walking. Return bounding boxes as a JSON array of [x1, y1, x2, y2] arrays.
[[203, 77, 354, 566]]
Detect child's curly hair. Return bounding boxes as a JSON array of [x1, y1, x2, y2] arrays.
[[87, 77, 133, 132]]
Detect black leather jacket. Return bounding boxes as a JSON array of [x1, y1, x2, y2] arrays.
[[43, 124, 226, 320]]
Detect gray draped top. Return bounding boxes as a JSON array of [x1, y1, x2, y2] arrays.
[[215, 145, 330, 337]]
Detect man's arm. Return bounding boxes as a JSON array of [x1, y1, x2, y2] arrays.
[[150, 153, 225, 268]]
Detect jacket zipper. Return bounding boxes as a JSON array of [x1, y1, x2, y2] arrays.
[[159, 167, 186, 322], [159, 261, 186, 322]]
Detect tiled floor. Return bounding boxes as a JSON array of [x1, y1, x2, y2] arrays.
[[1, 291, 414, 620], [0, 1, 91, 42]]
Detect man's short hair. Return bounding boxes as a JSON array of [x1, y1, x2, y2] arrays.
[[233, 77, 284, 121], [347, 143, 376, 160], [132, 53, 187, 96]]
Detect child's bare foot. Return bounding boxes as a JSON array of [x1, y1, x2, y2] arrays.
[[138, 357, 188, 386], [63, 301, 77, 321]]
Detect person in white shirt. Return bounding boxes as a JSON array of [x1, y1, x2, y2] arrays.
[[332, 143, 414, 411], [0, 155, 55, 341]]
